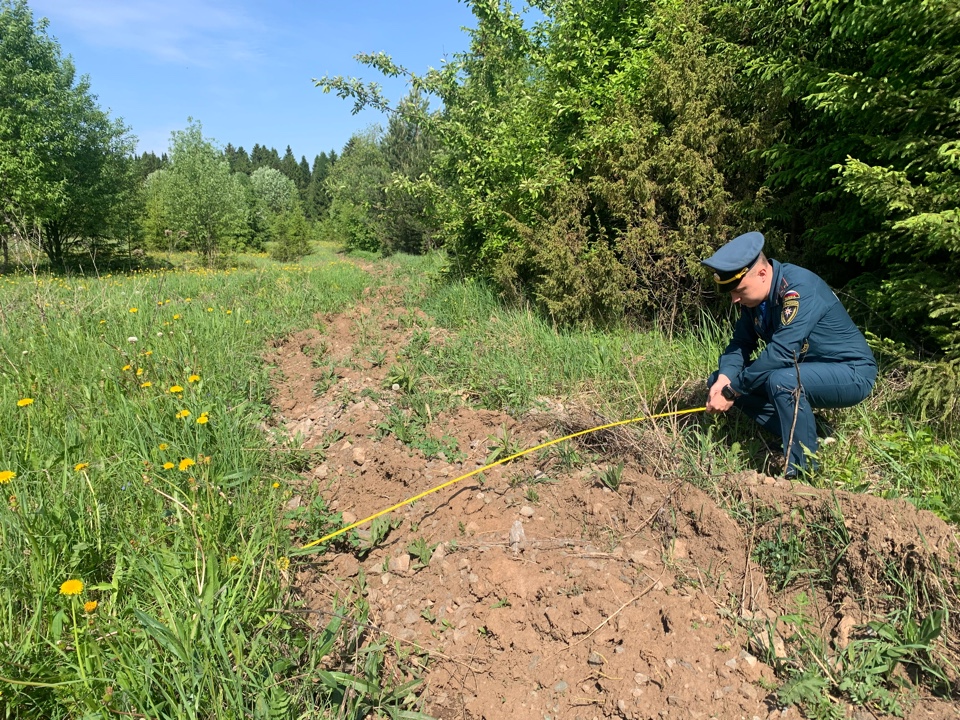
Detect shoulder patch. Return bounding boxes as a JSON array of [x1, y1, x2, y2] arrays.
[[781, 297, 800, 325], [783, 290, 800, 302]]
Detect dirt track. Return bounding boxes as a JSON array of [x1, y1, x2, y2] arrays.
[[269, 280, 959, 720]]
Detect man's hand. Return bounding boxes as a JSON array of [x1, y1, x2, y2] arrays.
[[706, 374, 735, 414]]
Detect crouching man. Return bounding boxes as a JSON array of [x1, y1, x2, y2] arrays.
[[702, 231, 877, 478]]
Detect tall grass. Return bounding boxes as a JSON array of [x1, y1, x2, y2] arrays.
[[0, 248, 373, 717], [389, 253, 960, 522], [417, 277, 727, 416]]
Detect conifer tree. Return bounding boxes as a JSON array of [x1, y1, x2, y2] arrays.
[[297, 155, 311, 199], [305, 152, 334, 220], [280, 145, 299, 183], [135, 152, 167, 182], [251, 143, 279, 171], [223, 143, 238, 171], [233, 146, 252, 175]]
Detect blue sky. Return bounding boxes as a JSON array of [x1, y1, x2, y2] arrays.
[[27, 0, 480, 162]]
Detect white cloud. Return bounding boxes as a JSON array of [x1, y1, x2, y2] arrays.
[[31, 0, 264, 68]]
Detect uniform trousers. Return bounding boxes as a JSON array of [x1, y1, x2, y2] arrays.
[[709, 361, 877, 474]]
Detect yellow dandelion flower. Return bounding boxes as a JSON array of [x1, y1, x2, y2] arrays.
[[173, 314, 181, 320], [185, 298, 192, 302], [188, 374, 200, 383], [83, 600, 98, 613], [272, 482, 280, 489], [0, 470, 15, 484], [17, 398, 34, 407], [140, 381, 152, 388], [163, 462, 174, 470], [129, 307, 138, 313], [206, 307, 213, 313], [196, 413, 209, 425], [156, 301, 163, 306], [175, 409, 191, 419], [74, 463, 89, 472], [99, 319, 106, 324], [60, 579, 84, 596], [225, 310, 232, 315], [277, 557, 290, 572], [143, 350, 153, 356], [136, 367, 144, 376], [168, 385, 184, 394], [178, 458, 196, 472], [122, 364, 131, 371], [159, 443, 169, 450], [227, 555, 240, 566]]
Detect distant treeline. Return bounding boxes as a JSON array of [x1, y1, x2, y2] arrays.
[[135, 144, 338, 224], [0, 0, 339, 266]]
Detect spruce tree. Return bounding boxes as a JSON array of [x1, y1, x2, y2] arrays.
[[233, 146, 252, 175], [135, 152, 167, 182], [250, 143, 274, 171], [297, 155, 311, 199], [305, 152, 333, 220], [280, 145, 299, 184]]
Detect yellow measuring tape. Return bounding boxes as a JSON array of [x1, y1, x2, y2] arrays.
[[300, 406, 706, 550]]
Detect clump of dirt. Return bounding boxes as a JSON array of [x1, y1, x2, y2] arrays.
[[265, 281, 960, 720]]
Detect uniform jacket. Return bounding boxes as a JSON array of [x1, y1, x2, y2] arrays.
[[719, 260, 876, 395]]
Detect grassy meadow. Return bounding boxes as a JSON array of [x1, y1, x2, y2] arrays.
[[0, 248, 374, 718], [2, 246, 958, 718]]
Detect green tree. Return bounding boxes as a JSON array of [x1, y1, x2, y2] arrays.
[[317, 0, 762, 321], [297, 155, 311, 199], [247, 166, 296, 247], [322, 129, 389, 252], [246, 166, 312, 260], [279, 145, 301, 186], [230, 145, 252, 175], [742, 0, 960, 419], [249, 166, 299, 215], [143, 121, 248, 261], [0, 0, 138, 267], [269, 207, 312, 261], [305, 151, 335, 220], [319, 2, 549, 270], [250, 143, 280, 172], [379, 91, 440, 254], [135, 151, 167, 181]]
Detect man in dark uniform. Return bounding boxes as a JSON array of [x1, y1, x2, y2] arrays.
[[703, 231, 877, 478]]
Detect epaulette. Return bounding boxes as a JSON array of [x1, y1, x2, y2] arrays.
[[777, 276, 789, 300]]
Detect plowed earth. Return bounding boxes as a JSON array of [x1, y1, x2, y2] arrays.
[[266, 277, 959, 720]]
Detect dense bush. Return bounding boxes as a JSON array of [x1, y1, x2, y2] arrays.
[[318, 0, 960, 422]]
